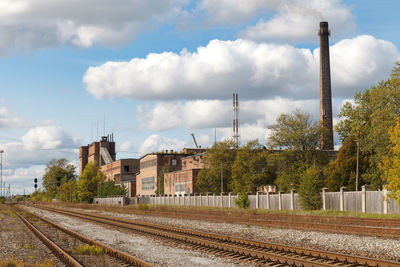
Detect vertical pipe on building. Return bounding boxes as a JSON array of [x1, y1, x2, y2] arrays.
[[318, 21, 334, 150]]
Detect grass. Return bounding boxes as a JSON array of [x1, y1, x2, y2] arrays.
[[73, 244, 105, 255], [20, 244, 35, 250], [0, 256, 53, 267]]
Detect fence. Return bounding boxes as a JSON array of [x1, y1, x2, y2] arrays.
[[94, 186, 400, 214], [147, 186, 400, 214]]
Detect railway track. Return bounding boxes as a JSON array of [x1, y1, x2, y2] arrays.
[[30, 204, 400, 267], [13, 206, 152, 267], [118, 207, 400, 238]]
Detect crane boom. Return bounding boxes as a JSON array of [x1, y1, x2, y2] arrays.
[[191, 133, 199, 149]]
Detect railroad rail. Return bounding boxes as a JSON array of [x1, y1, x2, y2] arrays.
[[118, 207, 400, 238], [31, 204, 400, 267], [14, 206, 152, 267]]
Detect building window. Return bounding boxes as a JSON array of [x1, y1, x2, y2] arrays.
[[172, 159, 177, 166], [141, 176, 155, 190], [124, 165, 129, 172]]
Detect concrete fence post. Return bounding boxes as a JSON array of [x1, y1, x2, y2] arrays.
[[199, 193, 202, 207], [322, 188, 328, 210], [256, 192, 259, 209], [213, 193, 216, 207], [189, 194, 191, 206], [228, 192, 232, 208], [278, 192, 282, 210], [290, 189, 295, 210], [361, 185, 369, 213], [206, 193, 209, 207], [340, 187, 347, 211], [220, 192, 223, 208], [383, 187, 388, 214], [266, 192, 270, 210]]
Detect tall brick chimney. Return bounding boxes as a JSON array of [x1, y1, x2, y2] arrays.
[[318, 21, 334, 150]]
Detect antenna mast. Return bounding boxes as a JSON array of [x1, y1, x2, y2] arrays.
[[233, 93, 240, 147]]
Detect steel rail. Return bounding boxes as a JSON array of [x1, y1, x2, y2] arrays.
[[16, 207, 153, 267], [16, 211, 83, 267], [34, 205, 400, 267]]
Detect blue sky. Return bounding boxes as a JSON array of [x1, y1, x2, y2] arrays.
[[1, 0, 399, 195]]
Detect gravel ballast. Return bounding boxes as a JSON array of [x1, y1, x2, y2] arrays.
[[73, 207, 400, 261], [24, 205, 400, 263]]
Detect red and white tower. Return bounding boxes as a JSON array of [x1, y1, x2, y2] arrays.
[[233, 93, 240, 146]]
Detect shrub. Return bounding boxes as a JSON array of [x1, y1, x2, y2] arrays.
[[298, 165, 324, 210], [234, 192, 250, 209], [74, 244, 104, 255], [137, 203, 149, 210]]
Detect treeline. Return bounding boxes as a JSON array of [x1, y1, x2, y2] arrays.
[[31, 159, 126, 203], [196, 62, 400, 207]]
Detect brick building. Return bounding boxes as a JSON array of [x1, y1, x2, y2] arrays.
[[164, 153, 204, 195], [136, 152, 190, 196], [79, 135, 116, 175]]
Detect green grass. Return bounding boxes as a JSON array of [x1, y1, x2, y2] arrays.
[[73, 244, 105, 255]]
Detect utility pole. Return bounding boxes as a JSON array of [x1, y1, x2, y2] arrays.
[[220, 162, 223, 194], [356, 135, 360, 191]]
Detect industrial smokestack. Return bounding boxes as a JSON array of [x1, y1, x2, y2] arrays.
[[318, 21, 334, 150]]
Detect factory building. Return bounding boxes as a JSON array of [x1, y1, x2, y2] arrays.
[[79, 135, 116, 175], [136, 152, 185, 196], [164, 153, 204, 195]]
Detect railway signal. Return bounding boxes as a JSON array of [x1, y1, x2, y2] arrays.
[[34, 178, 38, 189]]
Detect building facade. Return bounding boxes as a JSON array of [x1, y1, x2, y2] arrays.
[[136, 153, 185, 196], [79, 135, 116, 175], [100, 158, 139, 184], [164, 153, 204, 195]]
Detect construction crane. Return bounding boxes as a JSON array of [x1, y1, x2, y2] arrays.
[[190, 133, 199, 149]]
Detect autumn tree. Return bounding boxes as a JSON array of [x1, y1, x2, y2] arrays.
[[42, 158, 76, 199], [380, 117, 400, 205], [336, 63, 400, 189], [231, 140, 275, 193], [77, 161, 106, 203], [325, 135, 368, 191], [97, 181, 127, 197], [196, 140, 237, 193]]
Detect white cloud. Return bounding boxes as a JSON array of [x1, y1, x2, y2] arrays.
[[84, 36, 398, 102], [0, 104, 26, 129], [139, 134, 187, 155], [0, 0, 186, 54], [119, 141, 133, 152], [22, 124, 78, 151], [240, 0, 355, 43], [137, 98, 318, 132]]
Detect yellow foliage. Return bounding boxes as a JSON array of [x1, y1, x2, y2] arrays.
[[381, 117, 400, 205]]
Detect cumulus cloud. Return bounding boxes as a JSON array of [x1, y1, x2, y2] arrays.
[[0, 104, 26, 129], [0, 0, 186, 54], [139, 134, 187, 155], [22, 124, 79, 151], [84, 36, 398, 102], [137, 98, 318, 132], [119, 141, 133, 152], [240, 0, 355, 43]]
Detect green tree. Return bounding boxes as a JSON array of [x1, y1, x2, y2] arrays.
[[97, 181, 127, 197], [42, 158, 76, 199], [336, 64, 400, 189], [298, 164, 324, 210], [156, 164, 171, 195], [267, 110, 328, 192], [267, 109, 320, 152], [231, 140, 275, 193], [77, 161, 106, 203], [196, 140, 237, 193], [325, 135, 368, 191], [380, 117, 400, 205]]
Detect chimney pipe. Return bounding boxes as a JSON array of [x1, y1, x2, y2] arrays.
[[318, 21, 334, 150]]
